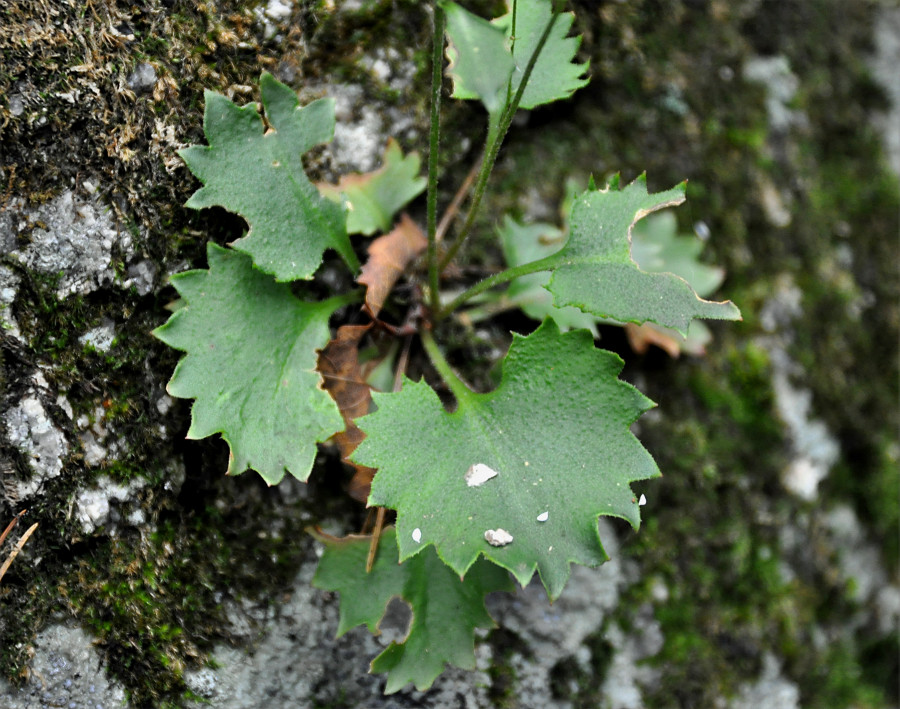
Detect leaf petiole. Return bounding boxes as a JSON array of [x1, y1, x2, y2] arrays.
[[426, 2, 447, 315], [437, 7, 563, 275], [419, 327, 472, 404], [435, 254, 558, 320]]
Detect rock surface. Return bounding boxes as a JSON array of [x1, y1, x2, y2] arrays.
[[0, 1, 896, 708]]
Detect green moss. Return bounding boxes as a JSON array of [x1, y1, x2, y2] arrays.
[[60, 495, 317, 708]]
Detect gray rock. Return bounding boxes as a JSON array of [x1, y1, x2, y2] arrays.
[[0, 624, 128, 709], [742, 56, 806, 132], [126, 62, 156, 93], [729, 653, 800, 709], [870, 7, 900, 176]]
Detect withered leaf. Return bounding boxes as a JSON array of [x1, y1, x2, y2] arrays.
[[317, 325, 377, 501], [358, 214, 427, 319]]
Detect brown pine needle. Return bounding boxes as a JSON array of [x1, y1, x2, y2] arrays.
[[436, 159, 480, 244], [0, 522, 38, 584], [365, 507, 386, 572], [0, 509, 26, 549]]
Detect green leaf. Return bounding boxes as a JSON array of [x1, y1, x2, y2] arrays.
[[495, 216, 598, 334], [318, 139, 426, 236], [630, 211, 724, 297], [494, 0, 588, 110], [179, 72, 358, 280], [354, 319, 658, 600], [312, 527, 512, 693], [547, 175, 741, 335], [439, 1, 515, 115], [152, 243, 345, 485], [440, 0, 587, 116]]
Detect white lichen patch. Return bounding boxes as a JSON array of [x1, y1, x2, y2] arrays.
[[75, 476, 145, 534], [536, 511, 549, 522], [0, 265, 22, 341], [79, 319, 116, 353], [484, 528, 514, 547], [1, 190, 134, 299], [465, 463, 499, 487], [77, 405, 123, 468], [5, 392, 68, 498]]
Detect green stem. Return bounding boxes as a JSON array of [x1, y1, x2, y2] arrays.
[[436, 255, 558, 320], [420, 328, 471, 403], [437, 8, 562, 274], [426, 2, 446, 315], [322, 288, 365, 311]]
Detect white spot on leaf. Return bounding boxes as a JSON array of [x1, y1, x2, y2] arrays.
[[536, 511, 549, 522], [484, 528, 513, 546], [465, 463, 499, 487], [412, 528, 422, 543], [638, 494, 647, 506]]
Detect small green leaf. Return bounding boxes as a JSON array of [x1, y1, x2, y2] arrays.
[[496, 216, 598, 334], [495, 0, 588, 109], [179, 72, 357, 280], [548, 175, 741, 335], [153, 243, 345, 485], [440, 0, 587, 116], [312, 527, 512, 693], [439, 0, 515, 115], [630, 211, 724, 297], [354, 319, 658, 600], [319, 139, 426, 235]]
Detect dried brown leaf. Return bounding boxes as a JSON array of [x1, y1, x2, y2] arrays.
[[317, 325, 377, 502], [625, 323, 683, 358], [358, 214, 427, 318]]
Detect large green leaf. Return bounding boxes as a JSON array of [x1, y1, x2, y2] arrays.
[[179, 72, 358, 280], [547, 175, 741, 335], [440, 0, 587, 116], [318, 139, 426, 236], [312, 527, 512, 693], [440, 0, 515, 115], [354, 319, 658, 600], [153, 243, 344, 485]]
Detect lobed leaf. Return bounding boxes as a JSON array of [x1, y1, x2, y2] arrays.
[[153, 243, 345, 485], [318, 139, 426, 236], [354, 319, 659, 600], [439, 0, 515, 115], [547, 175, 741, 335], [312, 527, 512, 693], [440, 0, 587, 117], [179, 72, 357, 281], [493, 0, 589, 110]]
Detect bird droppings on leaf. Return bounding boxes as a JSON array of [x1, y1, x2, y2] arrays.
[[537, 511, 549, 522], [484, 528, 514, 546], [465, 463, 500, 487], [412, 528, 422, 543]]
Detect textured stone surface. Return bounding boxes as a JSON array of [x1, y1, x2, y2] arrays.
[[0, 190, 134, 299], [0, 624, 127, 709], [0, 2, 895, 708]]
